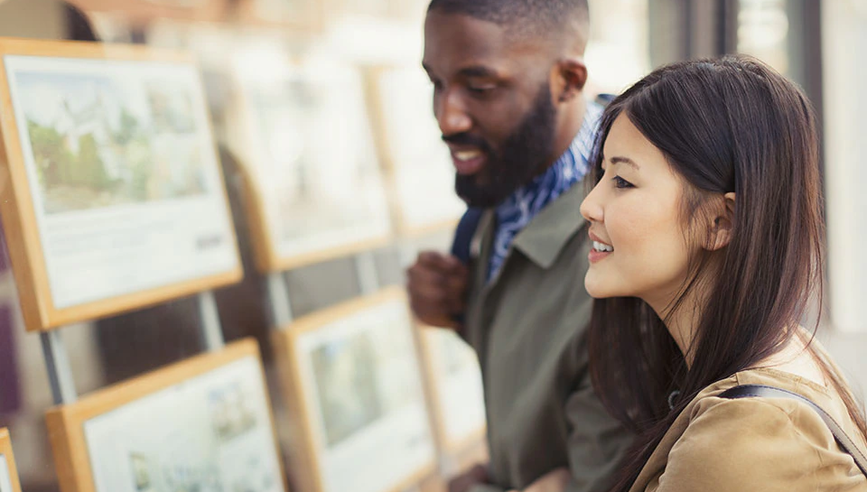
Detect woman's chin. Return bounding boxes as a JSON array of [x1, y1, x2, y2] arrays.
[[584, 274, 613, 299]]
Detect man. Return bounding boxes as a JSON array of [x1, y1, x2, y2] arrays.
[[408, 1, 633, 491]]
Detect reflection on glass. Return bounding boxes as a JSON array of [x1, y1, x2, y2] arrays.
[[586, 0, 651, 96], [738, 0, 790, 74]]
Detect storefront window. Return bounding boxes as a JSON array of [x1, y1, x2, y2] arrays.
[[737, 0, 790, 74], [586, 0, 651, 97]]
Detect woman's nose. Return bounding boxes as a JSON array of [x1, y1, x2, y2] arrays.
[[580, 183, 604, 223]]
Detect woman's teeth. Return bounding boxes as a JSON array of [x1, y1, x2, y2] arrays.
[[593, 241, 613, 253]]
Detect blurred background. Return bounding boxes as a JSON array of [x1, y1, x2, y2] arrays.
[[0, 0, 864, 490]]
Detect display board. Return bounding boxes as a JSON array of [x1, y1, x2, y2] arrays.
[[0, 428, 22, 492], [368, 66, 465, 236], [237, 0, 324, 30], [329, 0, 424, 21], [419, 328, 486, 453], [66, 0, 230, 23], [225, 57, 392, 272], [0, 39, 242, 332], [45, 338, 285, 492], [274, 289, 435, 492]]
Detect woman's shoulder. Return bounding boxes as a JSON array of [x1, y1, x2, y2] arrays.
[[652, 369, 867, 491]]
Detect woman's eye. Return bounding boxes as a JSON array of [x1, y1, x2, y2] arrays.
[[613, 176, 634, 189]]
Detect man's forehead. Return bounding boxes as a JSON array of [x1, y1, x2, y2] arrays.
[[423, 11, 544, 72]]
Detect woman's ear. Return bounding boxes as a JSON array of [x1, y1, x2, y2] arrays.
[[705, 192, 736, 251]]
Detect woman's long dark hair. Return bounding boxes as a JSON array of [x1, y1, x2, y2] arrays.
[[588, 55, 867, 491]]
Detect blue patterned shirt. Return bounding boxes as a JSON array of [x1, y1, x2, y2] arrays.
[[488, 101, 603, 282]]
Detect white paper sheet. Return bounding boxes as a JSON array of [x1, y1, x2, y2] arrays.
[[298, 298, 435, 492], [4, 55, 239, 308], [84, 356, 283, 492]]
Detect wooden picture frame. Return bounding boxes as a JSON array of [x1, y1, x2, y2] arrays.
[[326, 0, 428, 24], [224, 57, 392, 273], [364, 66, 465, 238], [418, 327, 486, 455], [45, 338, 286, 492], [67, 0, 231, 24], [273, 288, 436, 492], [236, 0, 325, 31], [0, 38, 243, 332], [0, 428, 22, 492]]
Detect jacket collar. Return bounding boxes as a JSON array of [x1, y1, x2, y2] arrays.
[[510, 180, 588, 269]]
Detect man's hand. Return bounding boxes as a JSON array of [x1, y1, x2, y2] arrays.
[[448, 463, 489, 492], [407, 251, 469, 330], [508, 468, 571, 492]]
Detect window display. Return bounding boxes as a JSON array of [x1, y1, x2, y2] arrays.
[[66, 0, 230, 23], [225, 57, 392, 272], [420, 328, 486, 453], [274, 289, 435, 492], [0, 39, 241, 331], [237, 0, 323, 30], [370, 67, 465, 236], [822, 0, 867, 333], [45, 339, 285, 492], [0, 429, 21, 492]]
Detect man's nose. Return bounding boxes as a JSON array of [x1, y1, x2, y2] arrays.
[[436, 90, 472, 136]]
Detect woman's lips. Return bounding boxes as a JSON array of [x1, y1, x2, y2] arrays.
[[588, 236, 614, 264], [588, 249, 612, 263]]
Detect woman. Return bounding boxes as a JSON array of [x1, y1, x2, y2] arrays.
[[574, 55, 867, 492]]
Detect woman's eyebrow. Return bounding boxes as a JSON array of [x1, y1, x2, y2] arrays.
[[610, 156, 640, 170]]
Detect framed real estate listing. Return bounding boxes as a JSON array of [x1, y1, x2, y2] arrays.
[[329, 0, 429, 23], [0, 428, 22, 492], [419, 327, 486, 454], [224, 57, 392, 273], [66, 0, 231, 23], [0, 38, 242, 332], [367, 66, 465, 237], [237, 0, 325, 30], [45, 338, 286, 492], [273, 288, 436, 492]]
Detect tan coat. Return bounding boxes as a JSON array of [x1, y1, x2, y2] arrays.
[[632, 366, 867, 492]]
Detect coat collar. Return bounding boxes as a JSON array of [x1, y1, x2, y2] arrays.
[[510, 180, 588, 269]]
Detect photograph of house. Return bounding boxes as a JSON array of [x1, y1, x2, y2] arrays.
[[16, 71, 208, 215]]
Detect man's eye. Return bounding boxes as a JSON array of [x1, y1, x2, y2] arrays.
[[468, 85, 495, 94], [613, 176, 634, 189]]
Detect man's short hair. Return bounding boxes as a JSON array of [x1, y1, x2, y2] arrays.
[[427, 0, 590, 50]]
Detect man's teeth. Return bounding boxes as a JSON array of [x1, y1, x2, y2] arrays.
[[593, 241, 613, 253], [455, 150, 482, 161]]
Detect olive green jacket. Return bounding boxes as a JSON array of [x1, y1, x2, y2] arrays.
[[460, 183, 633, 492]]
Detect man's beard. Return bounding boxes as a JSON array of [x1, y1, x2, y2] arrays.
[[448, 83, 558, 208]]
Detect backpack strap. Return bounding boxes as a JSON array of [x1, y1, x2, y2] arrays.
[[719, 384, 867, 476], [450, 207, 483, 264], [449, 207, 483, 325]]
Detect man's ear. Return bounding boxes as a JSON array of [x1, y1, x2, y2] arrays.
[[553, 57, 587, 103], [705, 192, 736, 251]]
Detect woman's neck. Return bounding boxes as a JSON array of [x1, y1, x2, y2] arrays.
[[658, 298, 701, 369], [644, 281, 709, 369]]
